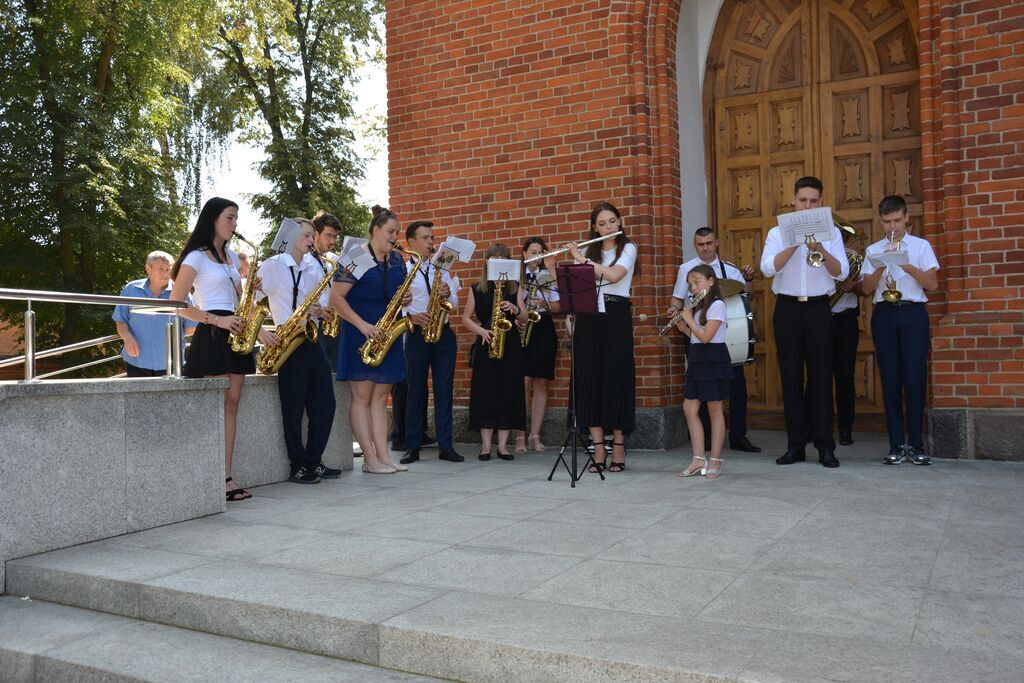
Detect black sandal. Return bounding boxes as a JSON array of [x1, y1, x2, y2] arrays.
[[225, 477, 251, 501], [608, 442, 627, 472], [588, 461, 605, 474]]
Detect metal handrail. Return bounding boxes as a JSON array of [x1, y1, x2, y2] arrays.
[[0, 287, 189, 382]]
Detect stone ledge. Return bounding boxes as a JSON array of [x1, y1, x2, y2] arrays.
[[929, 408, 1024, 461], [0, 376, 229, 400]]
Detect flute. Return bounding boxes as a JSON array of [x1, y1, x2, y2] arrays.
[[523, 231, 623, 263]]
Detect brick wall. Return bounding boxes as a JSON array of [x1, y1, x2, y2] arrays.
[[387, 0, 684, 413], [918, 0, 1024, 410]]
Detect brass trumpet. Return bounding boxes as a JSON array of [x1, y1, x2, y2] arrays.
[[805, 234, 825, 268], [882, 231, 903, 303]]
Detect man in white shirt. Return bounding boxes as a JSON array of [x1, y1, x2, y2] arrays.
[[666, 227, 760, 453], [860, 195, 939, 465], [257, 219, 339, 484], [399, 221, 463, 464], [760, 176, 849, 468]]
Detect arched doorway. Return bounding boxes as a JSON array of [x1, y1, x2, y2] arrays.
[[704, 0, 922, 426]]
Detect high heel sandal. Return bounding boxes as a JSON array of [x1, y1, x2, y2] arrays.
[[608, 441, 627, 472], [678, 455, 706, 478], [528, 435, 546, 453], [705, 457, 723, 479], [588, 440, 607, 474], [514, 434, 528, 455]]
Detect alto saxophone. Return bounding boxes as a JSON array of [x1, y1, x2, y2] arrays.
[[519, 276, 542, 348], [312, 251, 341, 338], [488, 278, 514, 360], [229, 234, 270, 354], [359, 244, 420, 367], [423, 262, 455, 343], [256, 258, 340, 375]]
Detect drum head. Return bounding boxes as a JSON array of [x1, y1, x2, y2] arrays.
[[723, 294, 754, 365]]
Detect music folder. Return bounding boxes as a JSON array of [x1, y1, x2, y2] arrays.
[[556, 264, 598, 315]]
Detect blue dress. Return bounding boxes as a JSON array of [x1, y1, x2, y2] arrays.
[[334, 250, 408, 383]]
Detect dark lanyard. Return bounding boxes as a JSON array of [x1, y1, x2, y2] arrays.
[[374, 253, 390, 304], [289, 265, 302, 309]]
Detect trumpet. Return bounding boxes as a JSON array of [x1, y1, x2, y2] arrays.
[[882, 231, 903, 303], [805, 234, 825, 268], [658, 289, 707, 336], [523, 231, 623, 263]]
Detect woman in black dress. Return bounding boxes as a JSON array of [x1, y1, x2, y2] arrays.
[[462, 243, 528, 460], [565, 202, 638, 473], [514, 237, 561, 454]]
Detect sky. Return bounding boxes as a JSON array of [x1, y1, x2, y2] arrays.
[[196, 50, 389, 243]]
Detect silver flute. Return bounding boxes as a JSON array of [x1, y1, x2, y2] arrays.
[[523, 231, 623, 263]]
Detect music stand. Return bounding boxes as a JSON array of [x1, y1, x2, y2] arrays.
[[547, 263, 603, 487]]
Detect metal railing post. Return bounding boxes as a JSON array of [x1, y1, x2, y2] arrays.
[[23, 301, 36, 382], [171, 314, 183, 378], [165, 320, 174, 378]]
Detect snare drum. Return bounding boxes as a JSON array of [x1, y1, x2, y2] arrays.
[[723, 294, 755, 366]]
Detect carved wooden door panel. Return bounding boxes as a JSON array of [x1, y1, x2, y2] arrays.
[[707, 0, 920, 425]]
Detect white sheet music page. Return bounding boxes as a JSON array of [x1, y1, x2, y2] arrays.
[[778, 207, 835, 246], [270, 218, 301, 254], [338, 244, 376, 280], [487, 258, 521, 282], [869, 251, 910, 279], [442, 236, 477, 263], [431, 245, 460, 272]]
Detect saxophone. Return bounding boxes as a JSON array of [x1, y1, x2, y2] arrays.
[[256, 258, 340, 374], [488, 279, 514, 360], [312, 251, 341, 338], [423, 262, 455, 343], [519, 274, 543, 347], [229, 234, 270, 354], [358, 244, 420, 367]]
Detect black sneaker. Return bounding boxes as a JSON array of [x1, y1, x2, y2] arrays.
[[314, 463, 341, 479], [908, 446, 932, 466], [290, 465, 321, 484], [883, 446, 907, 465]]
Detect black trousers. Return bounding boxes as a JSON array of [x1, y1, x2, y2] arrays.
[[774, 297, 835, 451], [832, 308, 860, 432], [125, 363, 163, 378], [277, 338, 336, 468], [871, 302, 929, 449], [686, 336, 749, 442]]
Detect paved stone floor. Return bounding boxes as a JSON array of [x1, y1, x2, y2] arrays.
[[4, 429, 1023, 681]]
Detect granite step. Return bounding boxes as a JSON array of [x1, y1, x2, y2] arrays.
[[0, 596, 438, 682]]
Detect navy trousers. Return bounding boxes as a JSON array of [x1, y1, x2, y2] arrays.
[[404, 326, 457, 451], [871, 302, 929, 449], [277, 338, 336, 468]]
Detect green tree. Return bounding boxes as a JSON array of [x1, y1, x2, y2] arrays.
[[213, 0, 381, 243]]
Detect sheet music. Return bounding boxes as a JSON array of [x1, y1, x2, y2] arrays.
[[431, 245, 460, 271], [869, 251, 910, 279], [270, 218, 301, 254], [337, 244, 376, 280], [442, 236, 477, 263], [487, 258, 521, 282], [340, 236, 368, 256], [779, 207, 835, 246]]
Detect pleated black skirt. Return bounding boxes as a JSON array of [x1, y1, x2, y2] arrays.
[[572, 299, 636, 433], [684, 342, 732, 402], [468, 336, 527, 431], [184, 309, 256, 377], [523, 314, 558, 380]]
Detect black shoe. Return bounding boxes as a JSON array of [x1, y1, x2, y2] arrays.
[[839, 430, 853, 446], [478, 450, 491, 461], [289, 466, 321, 484], [729, 436, 762, 453], [776, 449, 806, 465], [399, 449, 420, 464], [391, 440, 406, 452], [422, 434, 437, 447], [439, 448, 464, 462], [497, 450, 515, 461], [819, 450, 840, 468], [313, 463, 341, 479]]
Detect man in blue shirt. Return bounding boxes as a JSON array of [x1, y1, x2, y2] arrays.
[[112, 251, 196, 377]]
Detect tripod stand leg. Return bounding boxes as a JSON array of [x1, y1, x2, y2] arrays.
[[547, 431, 575, 482]]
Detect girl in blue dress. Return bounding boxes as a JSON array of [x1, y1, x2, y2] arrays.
[[329, 206, 412, 474]]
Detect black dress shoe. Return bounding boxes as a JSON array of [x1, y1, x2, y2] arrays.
[[438, 448, 464, 462], [839, 430, 853, 446], [729, 436, 762, 453], [776, 449, 806, 465], [820, 450, 840, 468], [399, 449, 420, 464], [422, 434, 437, 447], [314, 463, 342, 479], [391, 441, 406, 452]]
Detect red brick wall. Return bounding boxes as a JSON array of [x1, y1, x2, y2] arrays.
[[918, 0, 1024, 409], [387, 0, 684, 410]]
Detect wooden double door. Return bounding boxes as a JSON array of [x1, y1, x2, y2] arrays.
[[705, 0, 922, 427]]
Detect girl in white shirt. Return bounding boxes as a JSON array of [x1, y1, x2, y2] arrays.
[[170, 197, 276, 501], [677, 264, 731, 479]]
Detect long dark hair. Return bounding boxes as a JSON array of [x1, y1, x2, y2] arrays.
[[172, 197, 238, 279], [687, 264, 723, 326], [584, 201, 640, 276]]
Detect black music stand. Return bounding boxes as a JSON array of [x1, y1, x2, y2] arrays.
[[547, 263, 603, 487]]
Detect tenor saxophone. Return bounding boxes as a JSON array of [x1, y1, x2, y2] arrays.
[[313, 251, 341, 338], [488, 279, 514, 360], [358, 244, 420, 367], [229, 234, 270, 354], [423, 262, 455, 343], [256, 258, 340, 375]]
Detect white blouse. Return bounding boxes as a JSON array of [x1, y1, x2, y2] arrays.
[[597, 242, 637, 312], [691, 299, 728, 344], [181, 248, 241, 312]]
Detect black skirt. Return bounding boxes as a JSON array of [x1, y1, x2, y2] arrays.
[[184, 309, 256, 377], [572, 299, 636, 433], [523, 314, 558, 380], [684, 342, 732, 402]]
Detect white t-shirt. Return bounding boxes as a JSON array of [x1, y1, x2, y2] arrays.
[[673, 257, 744, 300], [597, 242, 638, 312], [181, 248, 241, 311], [831, 291, 859, 313], [691, 299, 728, 345], [861, 233, 939, 303]]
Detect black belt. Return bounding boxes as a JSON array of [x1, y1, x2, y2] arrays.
[[777, 294, 829, 303], [876, 300, 924, 307], [603, 294, 630, 304]]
